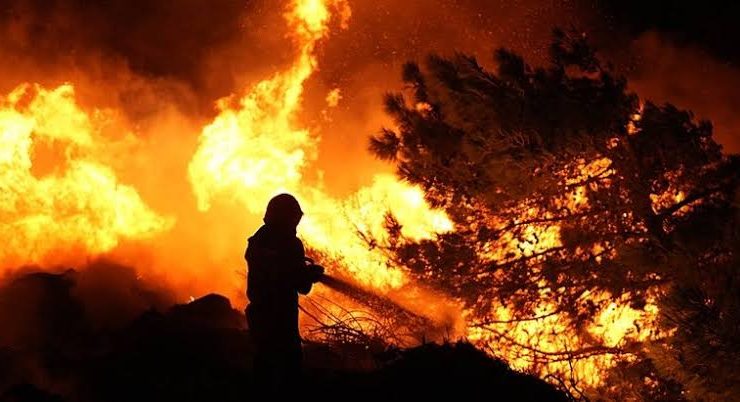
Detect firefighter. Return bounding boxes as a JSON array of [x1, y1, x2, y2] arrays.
[[245, 193, 324, 391]]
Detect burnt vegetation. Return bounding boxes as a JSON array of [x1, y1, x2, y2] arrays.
[[369, 29, 739, 400]]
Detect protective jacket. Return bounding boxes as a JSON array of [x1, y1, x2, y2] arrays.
[[245, 225, 316, 347]]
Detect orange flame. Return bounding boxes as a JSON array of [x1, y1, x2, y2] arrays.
[[187, 0, 452, 291], [0, 0, 665, 394], [0, 83, 172, 269]]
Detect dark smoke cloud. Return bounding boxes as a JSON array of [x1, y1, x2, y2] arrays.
[[0, 0, 293, 117], [1, 0, 243, 82], [623, 32, 740, 153], [585, 0, 740, 153], [598, 0, 740, 66]]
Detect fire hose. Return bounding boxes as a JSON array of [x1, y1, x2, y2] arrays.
[[301, 257, 436, 331]]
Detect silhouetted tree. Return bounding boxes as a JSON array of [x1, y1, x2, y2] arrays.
[[368, 29, 739, 399]]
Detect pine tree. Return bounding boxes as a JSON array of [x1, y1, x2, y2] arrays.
[[369, 29, 739, 398]]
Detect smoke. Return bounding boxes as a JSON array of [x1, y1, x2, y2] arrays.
[[0, 0, 597, 203], [1, 0, 737, 326], [2, 0, 735, 152], [0, 0, 296, 305], [302, 0, 596, 192], [0, 0, 274, 113], [1, 4, 736, 396], [620, 32, 740, 153], [1, 0, 595, 191]]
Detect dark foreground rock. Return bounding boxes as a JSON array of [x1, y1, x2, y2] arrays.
[[0, 269, 568, 402]]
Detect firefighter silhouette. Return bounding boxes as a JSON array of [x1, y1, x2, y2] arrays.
[[245, 193, 324, 390]]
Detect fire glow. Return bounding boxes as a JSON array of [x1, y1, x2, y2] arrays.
[[0, 0, 662, 392]]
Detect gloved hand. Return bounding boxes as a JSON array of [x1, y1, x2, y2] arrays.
[[307, 263, 325, 283]]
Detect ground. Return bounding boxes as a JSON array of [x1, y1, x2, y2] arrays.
[[0, 270, 568, 402]]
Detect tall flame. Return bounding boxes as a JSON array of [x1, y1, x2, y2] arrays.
[[0, 0, 666, 394], [187, 0, 451, 290], [0, 83, 172, 269]]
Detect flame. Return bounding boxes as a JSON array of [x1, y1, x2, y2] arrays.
[[0, 0, 667, 394], [187, 0, 451, 292], [185, 1, 659, 387], [466, 291, 660, 389], [0, 83, 172, 268], [463, 154, 661, 389], [325, 88, 342, 107]]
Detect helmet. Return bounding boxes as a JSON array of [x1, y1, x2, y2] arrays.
[[263, 193, 303, 228]]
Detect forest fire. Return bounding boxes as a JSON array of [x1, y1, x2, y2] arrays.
[[0, 83, 172, 268], [186, 0, 453, 299], [1, 0, 738, 400]]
